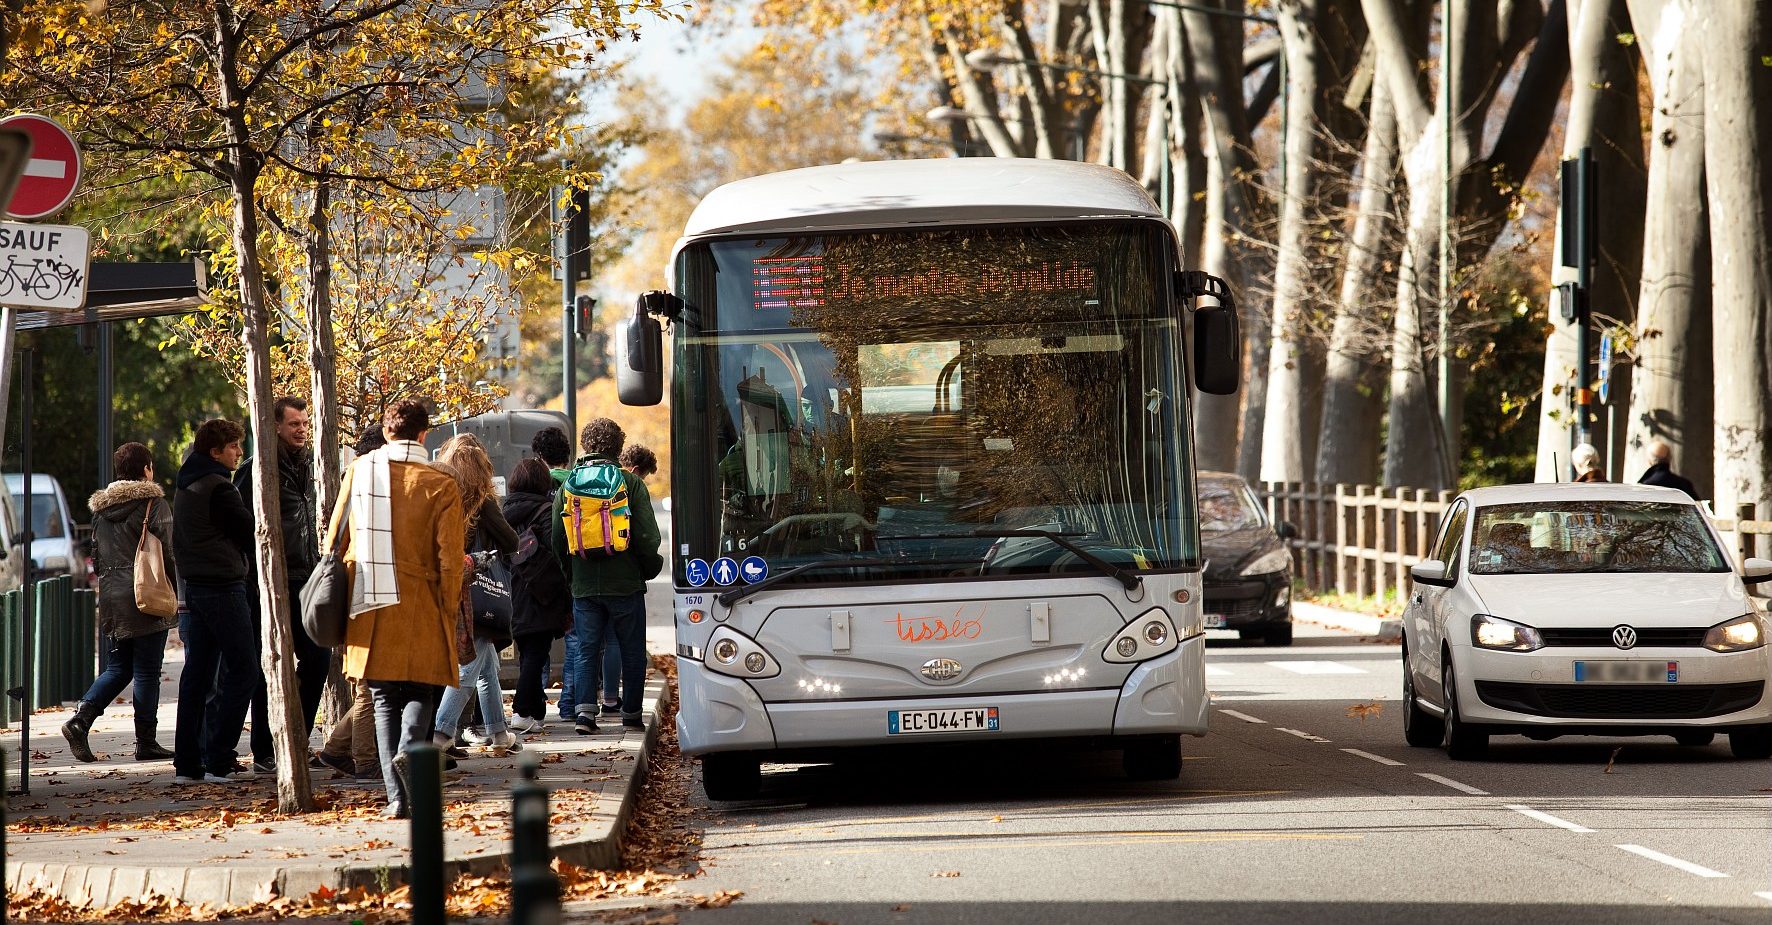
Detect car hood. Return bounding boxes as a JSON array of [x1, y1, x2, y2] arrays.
[[1466, 572, 1753, 627], [1201, 527, 1281, 579]]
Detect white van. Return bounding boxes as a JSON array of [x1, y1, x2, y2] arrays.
[[6, 473, 89, 585]]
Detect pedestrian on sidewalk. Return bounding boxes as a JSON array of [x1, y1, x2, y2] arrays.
[[597, 442, 660, 714], [552, 419, 662, 734], [502, 458, 571, 734], [171, 419, 259, 783], [237, 396, 329, 773], [532, 425, 579, 722], [431, 435, 519, 756], [326, 399, 465, 818], [1572, 443, 1606, 483], [1637, 439, 1698, 498], [62, 443, 178, 763]]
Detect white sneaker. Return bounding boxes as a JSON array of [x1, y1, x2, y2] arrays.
[[509, 715, 544, 735], [488, 730, 521, 756], [460, 726, 492, 746], [205, 764, 256, 782], [173, 774, 206, 785]]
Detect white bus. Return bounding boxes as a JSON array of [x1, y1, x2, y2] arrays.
[[618, 158, 1241, 799]]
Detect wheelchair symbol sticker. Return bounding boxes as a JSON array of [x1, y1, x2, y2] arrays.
[[685, 558, 711, 588], [740, 556, 768, 584], [711, 557, 739, 586]]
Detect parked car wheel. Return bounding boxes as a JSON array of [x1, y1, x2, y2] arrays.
[[1402, 643, 1444, 747], [1261, 621, 1294, 647]]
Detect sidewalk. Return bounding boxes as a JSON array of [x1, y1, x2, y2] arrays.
[[3, 645, 672, 909], [1292, 600, 1403, 641]]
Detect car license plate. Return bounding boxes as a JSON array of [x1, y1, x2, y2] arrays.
[[1573, 660, 1678, 683], [1204, 613, 1228, 628], [888, 707, 999, 735]]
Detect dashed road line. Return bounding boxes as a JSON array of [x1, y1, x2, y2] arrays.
[[1505, 805, 1594, 834], [1753, 891, 1772, 902], [1615, 844, 1728, 878], [1340, 748, 1404, 766], [1267, 660, 1366, 675], [1416, 773, 1489, 795], [1217, 709, 1267, 724], [1275, 727, 1332, 743], [1205, 665, 1232, 677]]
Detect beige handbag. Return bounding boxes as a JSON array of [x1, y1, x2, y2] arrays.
[[133, 500, 178, 618]]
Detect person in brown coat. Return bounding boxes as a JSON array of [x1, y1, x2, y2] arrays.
[[322, 399, 465, 818]]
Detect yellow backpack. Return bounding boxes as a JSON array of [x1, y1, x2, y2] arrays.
[[560, 461, 632, 557]]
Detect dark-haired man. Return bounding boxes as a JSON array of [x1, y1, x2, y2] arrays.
[[530, 425, 580, 722], [237, 396, 329, 772], [172, 419, 259, 783], [551, 418, 662, 733]]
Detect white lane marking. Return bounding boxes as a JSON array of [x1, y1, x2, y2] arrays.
[[1752, 891, 1772, 902], [24, 158, 68, 179], [1505, 804, 1594, 833], [1340, 748, 1404, 766], [1275, 727, 1332, 743], [1416, 772, 1489, 795], [1217, 709, 1266, 724], [1204, 665, 1232, 677], [1615, 844, 1728, 878], [1267, 660, 1366, 675]]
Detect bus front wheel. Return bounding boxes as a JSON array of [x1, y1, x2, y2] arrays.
[[701, 752, 762, 801], [1122, 735, 1182, 780]]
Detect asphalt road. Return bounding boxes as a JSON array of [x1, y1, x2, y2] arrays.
[[583, 622, 1772, 925]]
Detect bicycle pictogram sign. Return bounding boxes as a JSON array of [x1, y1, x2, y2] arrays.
[[0, 254, 83, 302], [0, 221, 90, 310]]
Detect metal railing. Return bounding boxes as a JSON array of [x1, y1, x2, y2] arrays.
[[1, 575, 98, 725]]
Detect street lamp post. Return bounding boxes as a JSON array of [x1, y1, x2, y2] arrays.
[[964, 48, 1171, 213]]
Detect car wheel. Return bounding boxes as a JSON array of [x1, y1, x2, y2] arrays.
[[701, 752, 762, 800], [1673, 731, 1715, 747], [1402, 643, 1444, 747], [1262, 621, 1294, 647], [1441, 656, 1488, 761], [1123, 735, 1183, 780], [1728, 725, 1772, 760]]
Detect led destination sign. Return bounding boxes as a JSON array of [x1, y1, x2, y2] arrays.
[[753, 255, 1099, 311]]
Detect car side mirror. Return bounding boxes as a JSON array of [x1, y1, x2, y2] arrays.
[[1411, 561, 1453, 588], [1742, 557, 1772, 584], [617, 292, 667, 406], [1275, 521, 1298, 540]]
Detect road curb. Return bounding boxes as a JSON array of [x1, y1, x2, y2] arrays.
[[1293, 601, 1402, 641], [6, 679, 676, 909]]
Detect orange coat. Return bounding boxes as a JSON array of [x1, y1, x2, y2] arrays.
[[324, 459, 466, 689]]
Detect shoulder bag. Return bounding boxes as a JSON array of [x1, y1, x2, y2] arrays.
[[300, 508, 352, 648], [133, 501, 178, 618]]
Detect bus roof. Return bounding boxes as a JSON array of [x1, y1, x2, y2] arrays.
[[680, 158, 1163, 239]]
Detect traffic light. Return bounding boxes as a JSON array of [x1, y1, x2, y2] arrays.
[[564, 188, 591, 283], [575, 294, 596, 343]]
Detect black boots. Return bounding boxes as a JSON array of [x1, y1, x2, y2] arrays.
[[61, 701, 101, 763], [135, 714, 173, 761]]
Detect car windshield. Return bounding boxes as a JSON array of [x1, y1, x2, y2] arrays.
[[1468, 500, 1730, 575], [9, 493, 61, 538], [1199, 480, 1263, 531]]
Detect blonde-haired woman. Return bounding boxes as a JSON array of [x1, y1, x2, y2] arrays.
[[431, 434, 520, 754]]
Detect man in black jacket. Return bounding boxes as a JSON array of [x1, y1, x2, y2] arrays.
[[236, 396, 329, 772], [172, 419, 259, 783], [1638, 440, 1699, 498]]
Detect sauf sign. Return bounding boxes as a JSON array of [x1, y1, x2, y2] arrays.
[[0, 221, 89, 310]]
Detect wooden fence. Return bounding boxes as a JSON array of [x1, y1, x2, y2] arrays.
[[1253, 482, 1772, 604]]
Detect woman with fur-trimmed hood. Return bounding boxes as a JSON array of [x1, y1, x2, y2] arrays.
[[61, 442, 178, 763]]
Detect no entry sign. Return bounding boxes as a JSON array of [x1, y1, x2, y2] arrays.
[[0, 114, 82, 220]]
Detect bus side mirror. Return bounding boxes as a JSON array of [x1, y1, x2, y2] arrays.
[[617, 293, 665, 406], [1193, 305, 1240, 396]]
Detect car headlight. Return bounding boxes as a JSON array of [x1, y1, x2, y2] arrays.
[[1470, 614, 1544, 652], [1239, 548, 1291, 577], [1702, 614, 1764, 652]]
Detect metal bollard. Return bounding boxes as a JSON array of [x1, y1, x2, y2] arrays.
[[509, 751, 560, 925], [405, 741, 447, 925]]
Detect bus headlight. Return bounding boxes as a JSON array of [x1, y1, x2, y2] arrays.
[[1105, 608, 1180, 664], [704, 627, 782, 678]]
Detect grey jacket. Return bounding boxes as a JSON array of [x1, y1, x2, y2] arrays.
[[88, 480, 179, 640]]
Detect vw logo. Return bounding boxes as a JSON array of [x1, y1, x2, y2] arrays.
[[920, 658, 963, 682], [1611, 625, 1639, 650]]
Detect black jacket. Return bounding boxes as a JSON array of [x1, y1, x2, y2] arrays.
[[173, 454, 252, 585], [1639, 462, 1698, 499], [502, 489, 571, 638], [89, 479, 179, 640], [235, 444, 319, 584]]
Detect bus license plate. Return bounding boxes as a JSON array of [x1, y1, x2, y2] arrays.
[[1203, 613, 1228, 628], [1574, 660, 1678, 683], [888, 707, 999, 735]]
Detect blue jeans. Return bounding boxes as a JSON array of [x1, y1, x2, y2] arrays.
[[80, 629, 171, 728], [174, 582, 257, 778], [600, 637, 623, 704], [571, 594, 646, 718], [434, 636, 507, 738], [559, 624, 581, 720], [369, 680, 439, 817]]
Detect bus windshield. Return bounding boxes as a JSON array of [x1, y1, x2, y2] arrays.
[[671, 221, 1196, 588]]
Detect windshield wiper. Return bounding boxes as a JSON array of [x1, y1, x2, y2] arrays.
[[717, 557, 893, 608], [970, 528, 1143, 592]]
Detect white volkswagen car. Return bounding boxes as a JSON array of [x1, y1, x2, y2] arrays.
[[1401, 483, 1772, 760]]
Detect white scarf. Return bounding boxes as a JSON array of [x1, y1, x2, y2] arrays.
[[348, 440, 432, 616]]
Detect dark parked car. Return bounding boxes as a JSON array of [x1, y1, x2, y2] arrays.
[[1199, 472, 1295, 646]]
